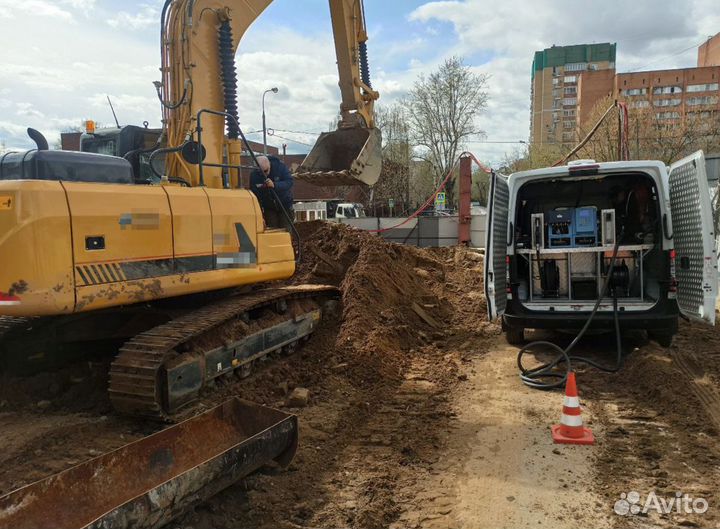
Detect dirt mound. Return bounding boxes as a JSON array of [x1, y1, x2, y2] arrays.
[[292, 221, 487, 383]]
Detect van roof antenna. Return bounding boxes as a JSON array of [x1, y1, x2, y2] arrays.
[[107, 95, 121, 129]]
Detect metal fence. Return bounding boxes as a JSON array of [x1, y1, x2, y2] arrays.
[[332, 214, 487, 248]]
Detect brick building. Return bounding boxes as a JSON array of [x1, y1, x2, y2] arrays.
[[530, 43, 617, 146], [699, 33, 720, 67], [531, 33, 720, 146]]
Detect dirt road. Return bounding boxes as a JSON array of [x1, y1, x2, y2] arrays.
[[2, 223, 720, 528], [421, 336, 609, 529]]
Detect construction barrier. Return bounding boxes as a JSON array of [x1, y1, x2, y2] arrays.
[[332, 213, 487, 248]]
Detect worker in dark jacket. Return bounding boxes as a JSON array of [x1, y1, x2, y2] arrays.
[[250, 155, 294, 230]]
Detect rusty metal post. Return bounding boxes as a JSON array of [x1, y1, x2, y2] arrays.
[[458, 154, 472, 245]]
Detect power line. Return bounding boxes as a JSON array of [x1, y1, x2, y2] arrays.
[[269, 133, 315, 147], [623, 38, 709, 73]]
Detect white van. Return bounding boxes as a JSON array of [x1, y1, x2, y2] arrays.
[[485, 151, 718, 347]]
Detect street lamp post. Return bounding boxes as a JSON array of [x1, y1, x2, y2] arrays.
[[262, 87, 279, 154]]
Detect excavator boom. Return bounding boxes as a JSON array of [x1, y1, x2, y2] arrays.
[[159, 0, 381, 189]]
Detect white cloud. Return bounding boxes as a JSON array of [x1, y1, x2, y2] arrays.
[[107, 4, 159, 30], [408, 0, 717, 165], [0, 0, 74, 21], [16, 102, 45, 120], [60, 0, 96, 8]]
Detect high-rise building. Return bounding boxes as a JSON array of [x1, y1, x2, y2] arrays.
[[531, 34, 720, 147], [530, 43, 617, 146]]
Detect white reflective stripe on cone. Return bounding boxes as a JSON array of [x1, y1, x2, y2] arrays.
[[560, 414, 584, 427], [563, 396, 580, 407]]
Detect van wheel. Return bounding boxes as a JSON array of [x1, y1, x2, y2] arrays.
[[505, 327, 525, 346], [648, 330, 673, 348]]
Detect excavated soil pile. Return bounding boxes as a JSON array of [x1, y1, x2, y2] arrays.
[[293, 221, 487, 384]]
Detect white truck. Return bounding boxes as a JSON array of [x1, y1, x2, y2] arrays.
[[485, 151, 718, 347], [294, 200, 365, 222]]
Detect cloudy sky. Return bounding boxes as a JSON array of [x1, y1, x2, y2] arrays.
[[0, 0, 718, 166]]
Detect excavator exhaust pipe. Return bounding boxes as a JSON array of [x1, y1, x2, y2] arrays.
[[294, 126, 381, 187], [0, 398, 298, 529]]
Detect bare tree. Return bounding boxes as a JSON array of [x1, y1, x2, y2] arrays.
[[372, 104, 412, 212], [499, 144, 564, 173], [403, 56, 489, 206], [576, 95, 720, 164]]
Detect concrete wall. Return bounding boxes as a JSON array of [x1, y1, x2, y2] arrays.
[[332, 214, 487, 249]]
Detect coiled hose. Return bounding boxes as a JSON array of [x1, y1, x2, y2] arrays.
[[517, 228, 626, 390]]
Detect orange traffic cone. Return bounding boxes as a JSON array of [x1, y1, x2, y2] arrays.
[[551, 371, 594, 445]]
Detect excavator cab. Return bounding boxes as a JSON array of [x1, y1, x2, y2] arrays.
[[295, 126, 381, 187]]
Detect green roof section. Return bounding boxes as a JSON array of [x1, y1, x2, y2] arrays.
[[531, 43, 616, 79]]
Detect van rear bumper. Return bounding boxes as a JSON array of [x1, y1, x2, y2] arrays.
[[502, 296, 679, 333]]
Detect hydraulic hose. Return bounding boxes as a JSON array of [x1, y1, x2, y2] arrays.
[[359, 42, 372, 89], [218, 20, 240, 140], [516, 228, 626, 390]]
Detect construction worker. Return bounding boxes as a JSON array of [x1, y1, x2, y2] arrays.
[[250, 155, 295, 230]]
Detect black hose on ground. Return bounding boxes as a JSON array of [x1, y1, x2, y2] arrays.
[[516, 229, 626, 390]]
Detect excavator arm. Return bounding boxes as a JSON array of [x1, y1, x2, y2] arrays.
[[158, 0, 381, 189]]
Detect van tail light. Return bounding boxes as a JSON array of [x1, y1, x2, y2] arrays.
[[668, 249, 678, 296], [0, 292, 21, 306], [506, 255, 512, 296]]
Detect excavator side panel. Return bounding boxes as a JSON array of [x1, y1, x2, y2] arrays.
[[0, 181, 75, 316], [164, 186, 213, 270], [4, 184, 294, 315], [63, 182, 175, 311]]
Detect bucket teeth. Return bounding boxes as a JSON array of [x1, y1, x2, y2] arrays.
[[293, 169, 361, 186]]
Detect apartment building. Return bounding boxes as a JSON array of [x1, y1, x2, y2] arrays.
[[530, 43, 616, 146], [531, 32, 720, 146]]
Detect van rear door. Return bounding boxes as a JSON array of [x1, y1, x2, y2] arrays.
[[668, 150, 718, 324], [484, 171, 509, 320]]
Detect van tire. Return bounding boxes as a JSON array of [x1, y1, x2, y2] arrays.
[[648, 330, 673, 348], [505, 327, 525, 345]]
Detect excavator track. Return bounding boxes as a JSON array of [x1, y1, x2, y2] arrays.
[[109, 284, 338, 420]]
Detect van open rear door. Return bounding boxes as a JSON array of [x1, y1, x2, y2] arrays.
[[484, 171, 509, 320], [668, 151, 718, 325]]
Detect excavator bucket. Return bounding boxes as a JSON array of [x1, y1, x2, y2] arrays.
[[0, 398, 298, 529], [294, 126, 381, 186]]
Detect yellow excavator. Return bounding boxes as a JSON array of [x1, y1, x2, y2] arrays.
[[0, 0, 381, 419]]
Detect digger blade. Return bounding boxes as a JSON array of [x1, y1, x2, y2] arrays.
[[0, 398, 298, 529], [294, 126, 381, 186]]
